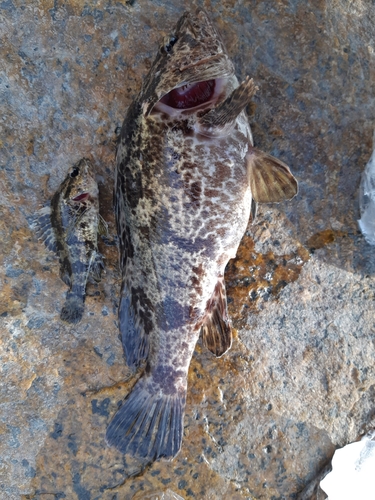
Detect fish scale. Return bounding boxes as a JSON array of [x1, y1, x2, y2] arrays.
[[107, 9, 298, 464]]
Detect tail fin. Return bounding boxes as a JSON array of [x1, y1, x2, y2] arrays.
[[106, 376, 185, 462], [60, 292, 85, 324]]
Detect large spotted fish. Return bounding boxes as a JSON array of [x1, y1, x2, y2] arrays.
[[34, 158, 107, 323], [107, 10, 297, 462]]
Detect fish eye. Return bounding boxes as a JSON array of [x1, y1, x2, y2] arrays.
[[70, 167, 80, 178], [162, 35, 178, 54]]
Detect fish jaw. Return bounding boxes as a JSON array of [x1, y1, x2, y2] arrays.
[[141, 9, 235, 116]]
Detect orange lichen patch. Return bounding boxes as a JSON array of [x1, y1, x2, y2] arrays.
[[225, 233, 310, 325], [187, 339, 255, 407], [306, 229, 347, 250]]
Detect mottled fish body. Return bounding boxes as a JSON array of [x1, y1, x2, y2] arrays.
[[107, 10, 297, 462], [34, 158, 107, 323]]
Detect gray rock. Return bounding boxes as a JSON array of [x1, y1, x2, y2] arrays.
[[1, 1, 375, 498]]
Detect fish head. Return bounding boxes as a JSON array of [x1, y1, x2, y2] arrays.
[[141, 9, 236, 116], [62, 158, 99, 205]]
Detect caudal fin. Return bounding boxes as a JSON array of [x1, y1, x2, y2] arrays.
[[106, 376, 185, 462], [60, 292, 84, 324]]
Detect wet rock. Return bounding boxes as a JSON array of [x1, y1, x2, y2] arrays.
[[1, 1, 375, 499]]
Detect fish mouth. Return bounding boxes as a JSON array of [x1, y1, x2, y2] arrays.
[[155, 78, 226, 113], [160, 79, 215, 109], [71, 192, 90, 203]]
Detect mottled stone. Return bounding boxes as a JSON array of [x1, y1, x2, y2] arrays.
[[1, 0, 375, 499]]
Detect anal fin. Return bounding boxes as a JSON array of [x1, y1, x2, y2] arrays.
[[106, 375, 185, 463], [201, 278, 232, 357]]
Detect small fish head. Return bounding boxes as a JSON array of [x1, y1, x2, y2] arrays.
[[62, 158, 99, 205], [141, 9, 235, 116]]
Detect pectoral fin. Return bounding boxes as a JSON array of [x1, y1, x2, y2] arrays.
[[200, 77, 258, 128], [201, 278, 232, 357], [247, 148, 298, 203]]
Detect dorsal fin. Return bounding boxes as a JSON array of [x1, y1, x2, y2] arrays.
[[118, 280, 150, 371], [201, 277, 232, 357]]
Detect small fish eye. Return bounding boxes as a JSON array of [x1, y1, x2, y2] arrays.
[[70, 167, 80, 178], [163, 35, 178, 54]]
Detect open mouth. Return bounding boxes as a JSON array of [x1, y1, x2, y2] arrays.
[[160, 79, 216, 109], [71, 192, 89, 203]]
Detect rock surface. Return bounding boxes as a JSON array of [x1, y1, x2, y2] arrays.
[[1, 0, 375, 499]]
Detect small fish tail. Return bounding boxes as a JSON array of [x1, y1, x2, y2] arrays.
[[106, 375, 185, 462], [60, 291, 85, 324]]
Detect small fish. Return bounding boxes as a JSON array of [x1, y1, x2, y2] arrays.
[[107, 10, 297, 462], [34, 158, 107, 324]]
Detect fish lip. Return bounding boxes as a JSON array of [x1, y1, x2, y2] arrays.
[[71, 192, 90, 203], [153, 77, 228, 116]]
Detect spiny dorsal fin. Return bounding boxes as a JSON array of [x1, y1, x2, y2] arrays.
[[201, 278, 232, 357], [247, 148, 298, 203]]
